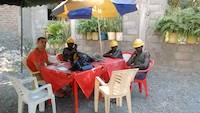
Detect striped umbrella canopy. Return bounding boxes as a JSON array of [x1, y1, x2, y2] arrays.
[[52, 0, 137, 19], [52, 0, 98, 19], [52, 0, 137, 54]]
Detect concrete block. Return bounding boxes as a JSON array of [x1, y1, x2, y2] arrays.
[[175, 60, 193, 68], [150, 0, 162, 5], [149, 5, 162, 12], [177, 45, 194, 53], [174, 52, 192, 60]]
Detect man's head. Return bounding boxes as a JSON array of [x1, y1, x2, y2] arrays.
[[37, 37, 47, 49], [110, 40, 118, 51], [66, 37, 75, 48], [132, 39, 144, 53]]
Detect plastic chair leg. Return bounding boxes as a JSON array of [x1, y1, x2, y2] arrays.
[[28, 104, 36, 113], [116, 98, 120, 107], [104, 97, 110, 113], [138, 82, 142, 93], [39, 102, 45, 112], [126, 92, 132, 113], [51, 97, 56, 113], [143, 80, 148, 97], [119, 97, 122, 107], [18, 98, 23, 113], [94, 88, 99, 112], [107, 98, 110, 113]]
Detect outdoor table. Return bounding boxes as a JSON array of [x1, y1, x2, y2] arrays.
[[95, 57, 126, 82], [40, 57, 126, 113]]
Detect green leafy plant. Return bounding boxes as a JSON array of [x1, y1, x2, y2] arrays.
[[76, 17, 123, 34], [155, 7, 200, 42], [46, 21, 71, 46]]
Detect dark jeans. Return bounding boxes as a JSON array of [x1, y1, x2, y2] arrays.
[[135, 72, 146, 80]]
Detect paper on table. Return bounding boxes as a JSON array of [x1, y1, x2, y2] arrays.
[[56, 66, 68, 71]]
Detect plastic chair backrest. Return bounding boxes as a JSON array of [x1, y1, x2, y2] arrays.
[[7, 76, 29, 100], [122, 51, 133, 62], [108, 69, 138, 96]]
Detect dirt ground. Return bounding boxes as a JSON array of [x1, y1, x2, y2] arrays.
[[1, 67, 200, 113]]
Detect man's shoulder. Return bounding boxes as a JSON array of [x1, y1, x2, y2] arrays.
[[143, 50, 150, 57]]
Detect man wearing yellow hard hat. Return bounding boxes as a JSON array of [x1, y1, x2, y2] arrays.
[[63, 37, 77, 62], [127, 39, 150, 80], [103, 40, 123, 58]]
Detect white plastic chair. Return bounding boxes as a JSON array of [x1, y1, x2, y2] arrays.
[[7, 76, 56, 113], [22, 56, 45, 85], [94, 69, 138, 113], [122, 52, 132, 63]]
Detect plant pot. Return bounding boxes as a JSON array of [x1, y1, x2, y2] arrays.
[[100, 32, 108, 40], [177, 35, 187, 44], [116, 32, 123, 41], [165, 32, 178, 43], [187, 36, 196, 44], [86, 32, 92, 40], [107, 32, 116, 40], [92, 32, 99, 40]]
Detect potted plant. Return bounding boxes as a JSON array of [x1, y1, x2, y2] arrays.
[[89, 18, 99, 40], [181, 8, 200, 44], [77, 20, 93, 40], [155, 15, 180, 43], [155, 7, 200, 44], [104, 19, 116, 40]]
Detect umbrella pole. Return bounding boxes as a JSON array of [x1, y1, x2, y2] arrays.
[[97, 17, 103, 55], [20, 7, 23, 73]]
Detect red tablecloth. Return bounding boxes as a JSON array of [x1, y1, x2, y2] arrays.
[[40, 58, 126, 98], [95, 58, 126, 82]]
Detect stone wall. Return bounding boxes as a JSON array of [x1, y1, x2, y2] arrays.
[[0, 5, 48, 71], [0, 5, 21, 50], [146, 0, 200, 73]]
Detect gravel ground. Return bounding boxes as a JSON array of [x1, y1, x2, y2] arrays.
[[0, 68, 200, 113]]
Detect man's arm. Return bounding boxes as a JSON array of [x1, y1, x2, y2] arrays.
[[133, 52, 150, 70], [127, 53, 135, 66], [110, 50, 122, 58], [103, 50, 112, 57]]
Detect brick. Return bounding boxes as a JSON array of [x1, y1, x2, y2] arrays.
[[174, 52, 192, 60], [177, 45, 194, 53], [192, 61, 200, 70], [149, 5, 162, 12], [175, 60, 193, 68], [150, 0, 162, 4]]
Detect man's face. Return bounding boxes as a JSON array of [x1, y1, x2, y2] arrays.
[[135, 46, 143, 53], [37, 39, 47, 49], [111, 46, 117, 51], [68, 43, 74, 48]]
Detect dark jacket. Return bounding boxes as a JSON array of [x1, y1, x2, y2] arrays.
[[63, 46, 77, 62], [103, 48, 123, 58], [127, 51, 150, 70]]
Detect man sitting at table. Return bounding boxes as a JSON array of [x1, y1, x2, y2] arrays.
[[63, 37, 77, 62], [127, 39, 150, 80], [27, 37, 52, 81], [103, 40, 123, 58]]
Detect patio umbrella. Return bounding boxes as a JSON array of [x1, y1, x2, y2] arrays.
[[0, 0, 64, 72], [52, 0, 137, 54], [52, 0, 97, 19]]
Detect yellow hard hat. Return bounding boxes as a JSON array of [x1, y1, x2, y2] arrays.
[[110, 40, 118, 47], [132, 39, 144, 48], [66, 37, 75, 43]]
